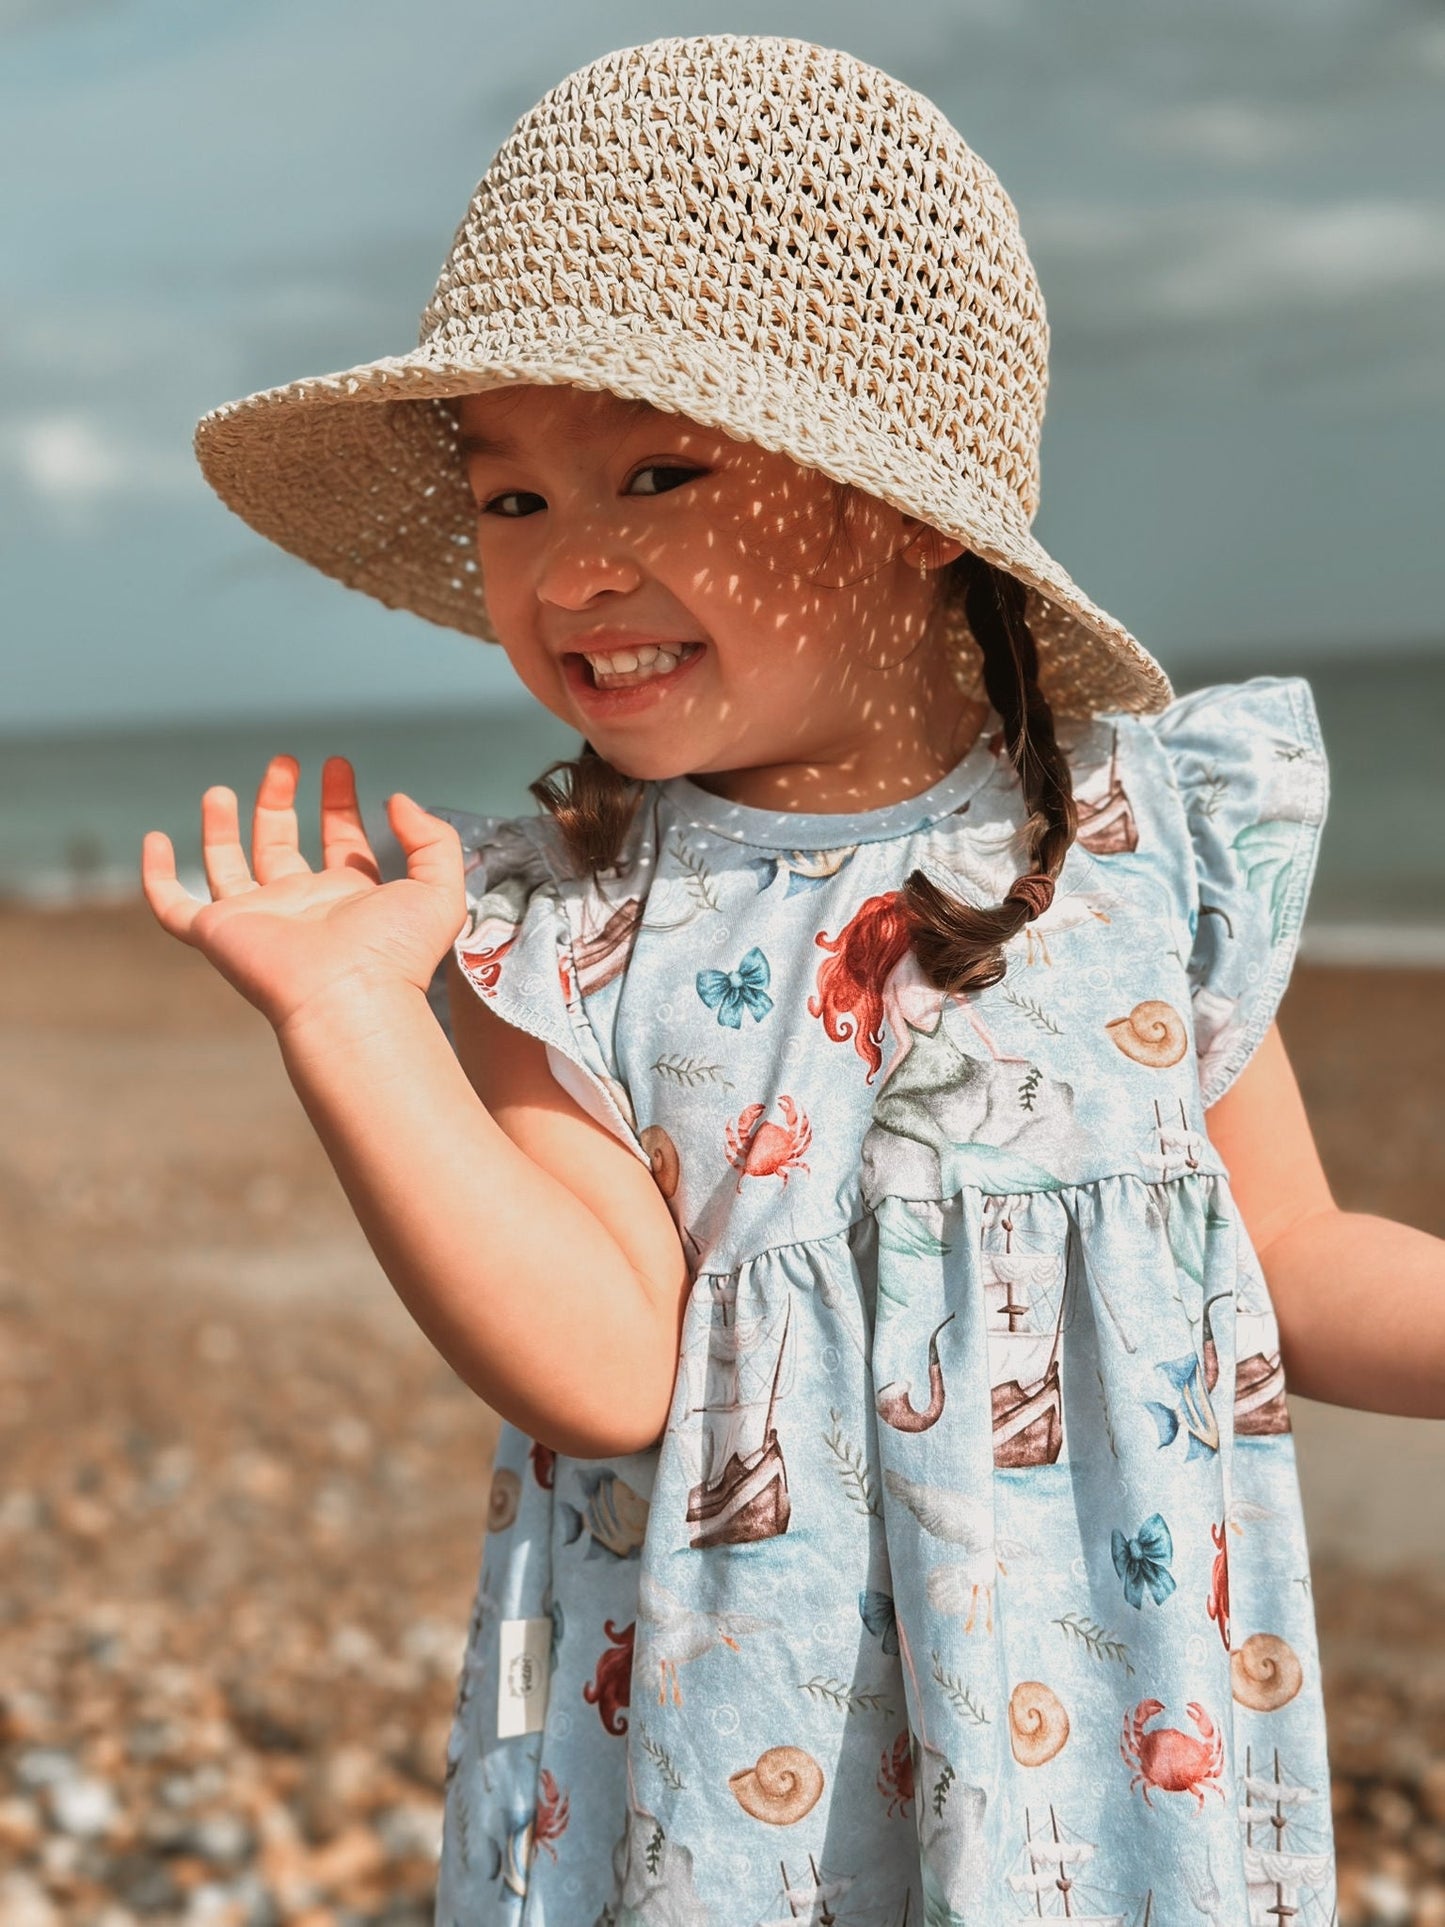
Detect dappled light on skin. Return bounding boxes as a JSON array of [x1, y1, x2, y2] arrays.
[[455, 384, 986, 816]]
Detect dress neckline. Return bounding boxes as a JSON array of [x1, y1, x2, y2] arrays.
[[657, 708, 1004, 849]]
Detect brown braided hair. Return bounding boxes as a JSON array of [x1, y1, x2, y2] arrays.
[[527, 493, 1077, 995]]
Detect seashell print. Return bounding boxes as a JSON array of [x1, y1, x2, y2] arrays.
[[487, 1467, 521, 1532], [1106, 999, 1188, 1068], [1009, 1680, 1071, 1766], [640, 1123, 681, 1198], [727, 1744, 825, 1825], [1230, 1631, 1303, 1711]]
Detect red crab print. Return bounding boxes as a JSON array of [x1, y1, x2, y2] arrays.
[[1207, 1518, 1230, 1650], [1120, 1698, 1226, 1812], [457, 935, 516, 993], [582, 1619, 635, 1737], [876, 1729, 915, 1820], [532, 1767, 570, 1861], [724, 1095, 813, 1193], [530, 1442, 556, 1489]]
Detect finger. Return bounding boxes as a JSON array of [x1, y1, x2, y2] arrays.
[[251, 755, 314, 886], [388, 792, 464, 904], [140, 829, 204, 942], [201, 786, 261, 898], [320, 756, 382, 883]]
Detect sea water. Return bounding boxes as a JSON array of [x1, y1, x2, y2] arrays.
[[2, 651, 1442, 956]]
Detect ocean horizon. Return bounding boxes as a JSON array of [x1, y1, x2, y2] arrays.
[[5, 647, 1442, 962]]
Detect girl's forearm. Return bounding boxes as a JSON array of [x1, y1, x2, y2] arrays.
[[1263, 1207, 1445, 1417], [275, 977, 676, 1458]]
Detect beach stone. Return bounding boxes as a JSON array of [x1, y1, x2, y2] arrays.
[[0, 1795, 43, 1851], [1365, 1783, 1417, 1839], [0, 1873, 61, 1927], [188, 1813, 255, 1866], [1359, 1868, 1414, 1923], [13, 1745, 76, 1791], [374, 1803, 442, 1862], [1422, 1760, 1445, 1826]]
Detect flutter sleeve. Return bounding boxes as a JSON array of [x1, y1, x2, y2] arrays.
[[1150, 675, 1329, 1109], [419, 805, 651, 1165]]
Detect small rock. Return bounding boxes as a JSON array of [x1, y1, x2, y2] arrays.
[[0, 1872, 61, 1927], [306, 1822, 385, 1891], [48, 1773, 120, 1838], [1360, 1869, 1414, 1925], [14, 1746, 75, 1792], [0, 1796, 43, 1852], [375, 1801, 442, 1862], [1365, 1783, 1417, 1840], [188, 1813, 254, 1866], [0, 1490, 46, 1533], [327, 1416, 372, 1463], [1423, 1759, 1445, 1826], [196, 1322, 240, 1366]]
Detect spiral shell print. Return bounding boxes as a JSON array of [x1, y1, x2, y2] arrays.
[[487, 1467, 521, 1532], [1231, 1631, 1303, 1711], [727, 1745, 825, 1825], [1106, 999, 1188, 1068], [640, 1123, 681, 1199], [1009, 1681, 1071, 1766]]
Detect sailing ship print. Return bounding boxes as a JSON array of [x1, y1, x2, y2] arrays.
[[1006, 1806, 1154, 1924], [1199, 1264, 1291, 1438], [683, 1288, 796, 1549], [1073, 727, 1139, 856], [758, 1854, 860, 1926], [1142, 1096, 1210, 1183], [1241, 1746, 1334, 1926], [982, 1201, 1071, 1469]]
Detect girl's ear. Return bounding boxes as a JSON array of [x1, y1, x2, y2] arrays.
[[900, 521, 968, 571]]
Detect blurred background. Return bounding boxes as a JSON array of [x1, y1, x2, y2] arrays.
[[1, 1, 1442, 1923]]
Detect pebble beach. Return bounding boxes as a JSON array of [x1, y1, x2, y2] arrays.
[[2, 899, 1443, 1926]]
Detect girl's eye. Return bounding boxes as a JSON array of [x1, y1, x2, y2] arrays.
[[478, 465, 703, 518]]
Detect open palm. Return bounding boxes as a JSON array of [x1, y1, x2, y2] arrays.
[[140, 754, 466, 1036]]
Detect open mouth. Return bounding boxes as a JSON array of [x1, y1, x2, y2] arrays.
[[563, 642, 708, 704]]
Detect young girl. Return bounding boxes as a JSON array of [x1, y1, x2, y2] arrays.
[[147, 34, 1442, 1927]]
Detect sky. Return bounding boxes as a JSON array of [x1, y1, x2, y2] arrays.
[[3, 0, 1444, 731]]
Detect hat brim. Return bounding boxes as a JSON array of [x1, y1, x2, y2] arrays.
[[194, 327, 1172, 718]]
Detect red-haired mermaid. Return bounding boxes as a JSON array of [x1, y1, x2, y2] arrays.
[[808, 891, 1023, 1086]]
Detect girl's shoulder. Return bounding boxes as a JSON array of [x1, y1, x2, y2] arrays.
[[1069, 673, 1329, 1108]]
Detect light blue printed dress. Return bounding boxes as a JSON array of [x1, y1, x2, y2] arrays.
[[424, 675, 1336, 1927]]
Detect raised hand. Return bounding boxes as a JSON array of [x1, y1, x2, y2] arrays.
[[140, 754, 466, 1035]]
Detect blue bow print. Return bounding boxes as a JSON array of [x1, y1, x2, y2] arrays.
[[696, 946, 774, 1029], [1111, 1511, 1176, 1610]]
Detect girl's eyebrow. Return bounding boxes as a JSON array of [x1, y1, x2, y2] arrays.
[[457, 397, 654, 461]]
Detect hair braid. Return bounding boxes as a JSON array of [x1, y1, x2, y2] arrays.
[[527, 740, 643, 874], [901, 553, 1078, 995]]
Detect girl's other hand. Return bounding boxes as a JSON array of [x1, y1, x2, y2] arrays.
[[140, 755, 465, 1036]]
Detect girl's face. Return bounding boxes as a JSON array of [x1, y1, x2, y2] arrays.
[[455, 383, 978, 811]]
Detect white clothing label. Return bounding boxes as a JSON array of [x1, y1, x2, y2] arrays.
[[497, 1617, 552, 1738]]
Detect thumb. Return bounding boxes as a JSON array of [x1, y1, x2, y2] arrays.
[[387, 792, 464, 898]]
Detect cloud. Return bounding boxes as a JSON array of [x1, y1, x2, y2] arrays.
[[1030, 196, 1445, 324], [1125, 100, 1317, 166], [0, 413, 194, 527]]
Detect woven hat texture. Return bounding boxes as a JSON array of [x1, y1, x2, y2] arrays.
[[194, 33, 1172, 718]]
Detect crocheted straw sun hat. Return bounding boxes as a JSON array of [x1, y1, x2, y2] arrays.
[[194, 33, 1172, 718]]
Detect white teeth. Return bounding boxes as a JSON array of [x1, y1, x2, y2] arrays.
[[583, 642, 695, 685]]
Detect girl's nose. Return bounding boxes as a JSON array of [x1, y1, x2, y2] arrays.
[[534, 522, 646, 610]]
